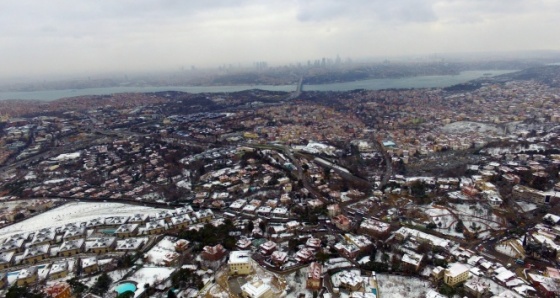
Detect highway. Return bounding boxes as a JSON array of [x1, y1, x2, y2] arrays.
[[286, 76, 304, 100]]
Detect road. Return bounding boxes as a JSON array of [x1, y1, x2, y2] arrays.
[[370, 138, 393, 189], [286, 76, 304, 100], [246, 143, 329, 204]]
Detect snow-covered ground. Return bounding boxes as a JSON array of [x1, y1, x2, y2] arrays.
[[376, 274, 436, 298], [125, 267, 176, 297], [422, 204, 465, 239], [422, 203, 506, 239], [0, 202, 167, 238], [441, 121, 503, 135], [145, 236, 179, 266], [451, 203, 505, 231], [283, 266, 314, 298], [108, 268, 132, 283], [516, 201, 538, 213]]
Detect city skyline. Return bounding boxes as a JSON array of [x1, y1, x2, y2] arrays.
[[1, 0, 560, 80]]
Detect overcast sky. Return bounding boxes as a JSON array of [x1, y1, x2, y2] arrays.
[[1, 0, 559, 79]]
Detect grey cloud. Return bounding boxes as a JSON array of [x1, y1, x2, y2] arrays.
[[0, 0, 559, 80], [295, 0, 438, 23]]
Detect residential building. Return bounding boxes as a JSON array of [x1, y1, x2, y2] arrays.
[[464, 278, 489, 298], [201, 244, 227, 261], [229, 251, 252, 275], [259, 241, 277, 255], [240, 277, 273, 298], [49, 261, 69, 280], [306, 262, 322, 290], [401, 251, 424, 273], [0, 272, 7, 289], [58, 239, 84, 257], [22, 244, 50, 264], [62, 227, 86, 241], [87, 237, 116, 254], [81, 257, 99, 275], [44, 282, 72, 298], [444, 263, 470, 286], [0, 251, 15, 269], [359, 218, 391, 238], [116, 238, 145, 251], [145, 220, 167, 235], [114, 224, 139, 238], [236, 238, 252, 250], [332, 214, 351, 231], [271, 251, 288, 267], [16, 266, 38, 286]]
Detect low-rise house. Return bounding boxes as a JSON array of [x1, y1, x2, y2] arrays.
[[513, 185, 550, 204], [81, 257, 99, 275], [145, 220, 167, 235], [271, 207, 289, 218], [306, 237, 322, 250], [394, 227, 452, 249], [306, 262, 323, 290], [87, 237, 116, 254], [401, 251, 424, 273], [344, 234, 373, 252], [116, 238, 146, 251], [229, 199, 246, 210], [22, 244, 50, 264], [44, 282, 72, 298], [528, 273, 560, 298], [62, 227, 86, 241], [128, 213, 150, 224], [431, 266, 445, 281], [114, 224, 139, 238], [464, 278, 490, 298], [240, 277, 273, 298], [16, 266, 38, 286], [482, 190, 503, 207], [242, 204, 257, 215], [0, 272, 6, 289], [58, 239, 85, 257], [327, 204, 341, 217], [256, 206, 272, 216], [259, 241, 277, 255], [0, 251, 15, 269], [30, 228, 57, 246], [285, 221, 300, 231], [295, 247, 315, 263], [169, 215, 192, 229], [85, 218, 104, 230], [236, 238, 252, 250], [359, 217, 391, 238], [104, 216, 129, 227], [194, 209, 214, 223], [335, 270, 366, 292], [334, 241, 360, 259], [332, 214, 351, 231], [271, 251, 288, 267], [174, 239, 190, 252], [175, 205, 194, 216], [153, 211, 174, 223], [49, 261, 69, 280], [0, 238, 25, 253], [201, 244, 227, 261]]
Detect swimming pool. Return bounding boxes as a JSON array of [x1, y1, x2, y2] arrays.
[[115, 282, 137, 295]]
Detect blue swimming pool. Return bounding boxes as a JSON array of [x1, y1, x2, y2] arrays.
[[115, 282, 137, 295]]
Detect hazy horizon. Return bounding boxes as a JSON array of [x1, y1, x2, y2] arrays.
[[2, 0, 560, 81]]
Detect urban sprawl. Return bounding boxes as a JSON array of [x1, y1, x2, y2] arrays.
[[1, 66, 560, 298]]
